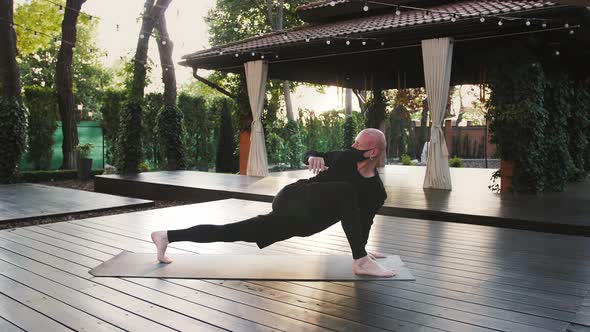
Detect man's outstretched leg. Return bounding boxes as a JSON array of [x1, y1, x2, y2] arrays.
[[150, 213, 288, 263]]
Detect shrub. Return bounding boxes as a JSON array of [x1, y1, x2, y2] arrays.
[[74, 143, 93, 159], [17, 169, 103, 182], [449, 156, 463, 168], [23, 86, 58, 170], [401, 154, 414, 166]]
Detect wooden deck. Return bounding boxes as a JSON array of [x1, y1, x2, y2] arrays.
[[95, 166, 590, 235], [1, 199, 589, 331], [0, 183, 153, 223]]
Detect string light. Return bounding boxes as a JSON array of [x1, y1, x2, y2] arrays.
[[451, 14, 457, 22], [326, 39, 331, 45], [395, 6, 401, 16], [479, 16, 485, 23], [346, 40, 350, 45], [526, 20, 531, 26], [498, 20, 503, 26], [363, 0, 369, 12]]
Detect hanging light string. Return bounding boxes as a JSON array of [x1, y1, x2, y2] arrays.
[[207, 23, 580, 73], [366, 0, 569, 26]]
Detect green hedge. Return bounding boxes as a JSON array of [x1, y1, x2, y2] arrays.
[[23, 86, 58, 170], [0, 96, 27, 183]]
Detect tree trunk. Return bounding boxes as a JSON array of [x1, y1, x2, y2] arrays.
[[155, 12, 186, 170], [155, 15, 175, 108], [118, 0, 171, 173], [0, 0, 20, 99], [0, 0, 27, 183], [56, 0, 85, 169]]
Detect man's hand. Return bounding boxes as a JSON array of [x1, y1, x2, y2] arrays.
[[308, 156, 327, 174], [368, 251, 387, 259]]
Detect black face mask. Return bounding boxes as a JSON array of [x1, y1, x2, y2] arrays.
[[346, 146, 372, 162]]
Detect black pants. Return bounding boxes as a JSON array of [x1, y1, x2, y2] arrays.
[[167, 181, 368, 259]]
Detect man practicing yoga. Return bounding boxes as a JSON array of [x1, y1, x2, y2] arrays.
[[151, 128, 395, 277]]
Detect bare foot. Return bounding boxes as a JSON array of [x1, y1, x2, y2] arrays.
[[353, 255, 396, 277], [151, 231, 172, 263]]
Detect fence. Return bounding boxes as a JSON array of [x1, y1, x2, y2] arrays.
[[20, 121, 104, 171]]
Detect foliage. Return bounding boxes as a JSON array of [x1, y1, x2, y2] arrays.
[[487, 57, 547, 194], [343, 115, 355, 148], [364, 90, 387, 128], [143, 93, 164, 166], [0, 97, 27, 183], [15, 0, 111, 118], [389, 104, 411, 158], [74, 143, 93, 159], [99, 89, 126, 164], [157, 104, 187, 170], [138, 161, 150, 172], [569, 79, 590, 179], [16, 169, 103, 182], [23, 87, 58, 170], [401, 154, 414, 166], [179, 93, 216, 170], [115, 101, 143, 173], [214, 97, 238, 173], [298, 109, 364, 154], [488, 170, 501, 193], [543, 74, 575, 191], [449, 156, 463, 168]]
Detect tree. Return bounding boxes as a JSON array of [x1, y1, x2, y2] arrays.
[[0, 0, 27, 183], [55, 0, 87, 169], [116, 0, 171, 173], [15, 0, 111, 117], [155, 9, 186, 170]]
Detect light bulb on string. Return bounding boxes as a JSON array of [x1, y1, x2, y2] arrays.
[[275, 54, 279, 59], [305, 36, 310, 42], [219, 51, 224, 55], [58, 5, 63, 13], [251, 52, 255, 56], [346, 40, 350, 45], [542, 22, 547, 28], [162, 40, 167, 45], [570, 29, 575, 35], [326, 39, 331, 45], [525, 20, 531, 26], [261, 55, 265, 59], [555, 50, 560, 56], [140, 34, 144, 39], [498, 20, 503, 26], [282, 34, 288, 40], [235, 53, 239, 57], [479, 16, 485, 23], [329, 1, 335, 6], [380, 41, 385, 46], [424, 10, 431, 18], [564, 23, 569, 28], [395, 6, 401, 15], [363, 1, 369, 12], [451, 14, 457, 22], [362, 40, 366, 46]]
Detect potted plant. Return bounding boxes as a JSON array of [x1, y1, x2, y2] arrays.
[[74, 143, 94, 180]]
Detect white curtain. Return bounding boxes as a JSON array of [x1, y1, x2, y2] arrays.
[[421, 37, 453, 190], [244, 60, 269, 176]]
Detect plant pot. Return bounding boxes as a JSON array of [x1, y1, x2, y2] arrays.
[[77, 158, 93, 180], [500, 160, 513, 193], [239, 131, 251, 175]]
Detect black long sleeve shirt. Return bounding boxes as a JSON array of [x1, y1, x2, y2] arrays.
[[301, 149, 387, 246]]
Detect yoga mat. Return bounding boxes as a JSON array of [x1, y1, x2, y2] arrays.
[[89, 252, 415, 281]]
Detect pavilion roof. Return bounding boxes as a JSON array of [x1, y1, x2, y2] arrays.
[[180, 1, 588, 88]]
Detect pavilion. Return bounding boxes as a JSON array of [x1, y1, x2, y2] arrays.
[[180, 0, 590, 190]]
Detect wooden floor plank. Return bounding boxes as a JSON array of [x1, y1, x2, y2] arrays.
[[0, 317, 24, 332], [65, 217, 565, 332], [0, 183, 152, 222], [4, 198, 590, 332], [74, 208, 588, 320], [0, 273, 122, 332], [0, 244, 230, 332], [0, 293, 71, 332]]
